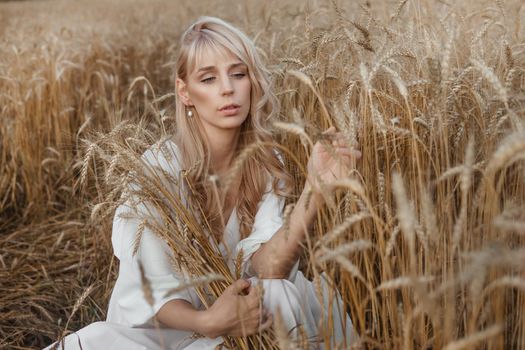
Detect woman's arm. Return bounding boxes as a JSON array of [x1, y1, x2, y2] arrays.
[[250, 183, 323, 279], [156, 279, 273, 338], [251, 127, 360, 279], [156, 299, 213, 336]]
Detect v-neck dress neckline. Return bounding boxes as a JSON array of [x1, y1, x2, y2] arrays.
[[225, 206, 236, 231], [221, 206, 240, 272]]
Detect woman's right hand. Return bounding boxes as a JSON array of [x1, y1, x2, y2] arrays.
[[203, 279, 273, 338], [306, 126, 361, 194]]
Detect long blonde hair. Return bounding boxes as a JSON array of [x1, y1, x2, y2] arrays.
[[173, 16, 293, 240]]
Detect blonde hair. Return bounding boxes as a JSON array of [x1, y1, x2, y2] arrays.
[[173, 16, 293, 240]]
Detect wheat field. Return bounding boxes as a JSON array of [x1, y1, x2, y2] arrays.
[[1, 0, 524, 348]]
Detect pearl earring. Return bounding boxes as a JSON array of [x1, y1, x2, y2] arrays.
[[186, 108, 193, 118]]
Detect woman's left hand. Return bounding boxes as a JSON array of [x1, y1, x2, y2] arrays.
[[306, 126, 361, 194]]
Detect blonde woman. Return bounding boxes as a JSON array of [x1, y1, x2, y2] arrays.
[[45, 16, 360, 349]]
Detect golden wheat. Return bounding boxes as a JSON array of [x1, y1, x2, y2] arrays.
[[1, 0, 525, 349]]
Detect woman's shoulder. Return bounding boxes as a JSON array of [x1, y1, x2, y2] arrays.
[[140, 138, 183, 177], [260, 147, 286, 195]]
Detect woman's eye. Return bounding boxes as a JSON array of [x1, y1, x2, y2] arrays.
[[232, 72, 246, 78], [201, 77, 215, 83]]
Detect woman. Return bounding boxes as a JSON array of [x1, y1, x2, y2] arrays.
[[46, 16, 360, 349]]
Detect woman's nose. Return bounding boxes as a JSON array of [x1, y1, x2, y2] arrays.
[[220, 76, 234, 96]]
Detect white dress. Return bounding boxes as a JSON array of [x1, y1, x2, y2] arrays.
[[44, 140, 357, 350]]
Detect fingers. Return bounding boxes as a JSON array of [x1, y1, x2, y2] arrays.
[[321, 143, 361, 159], [322, 126, 336, 135], [332, 137, 357, 148], [330, 148, 361, 174], [247, 282, 263, 299], [321, 127, 353, 141], [229, 303, 273, 336], [259, 311, 273, 332], [248, 286, 264, 313], [247, 308, 273, 335], [229, 279, 251, 295], [335, 147, 362, 159], [319, 129, 358, 149]]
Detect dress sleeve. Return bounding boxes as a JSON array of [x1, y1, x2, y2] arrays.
[[110, 140, 200, 327], [234, 177, 300, 280]]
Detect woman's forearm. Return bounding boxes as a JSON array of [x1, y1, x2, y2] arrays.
[[250, 183, 324, 279], [156, 279, 268, 338], [156, 299, 216, 338]]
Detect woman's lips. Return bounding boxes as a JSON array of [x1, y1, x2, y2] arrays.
[[219, 106, 241, 116]]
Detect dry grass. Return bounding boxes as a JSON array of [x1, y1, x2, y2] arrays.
[[1, 0, 525, 348]]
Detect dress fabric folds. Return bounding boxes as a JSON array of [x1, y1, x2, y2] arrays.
[[44, 140, 357, 350]]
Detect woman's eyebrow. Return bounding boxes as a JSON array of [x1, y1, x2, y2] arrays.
[[196, 62, 246, 73], [228, 62, 247, 70]]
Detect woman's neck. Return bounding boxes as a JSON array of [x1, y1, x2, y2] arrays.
[[207, 128, 240, 175]]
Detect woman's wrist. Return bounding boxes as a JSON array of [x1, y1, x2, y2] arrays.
[[288, 183, 322, 234], [198, 309, 221, 338], [302, 181, 325, 212]]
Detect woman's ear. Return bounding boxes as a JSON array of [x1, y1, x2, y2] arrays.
[[176, 78, 192, 106]]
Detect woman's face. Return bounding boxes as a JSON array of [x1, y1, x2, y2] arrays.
[[177, 47, 252, 136]]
